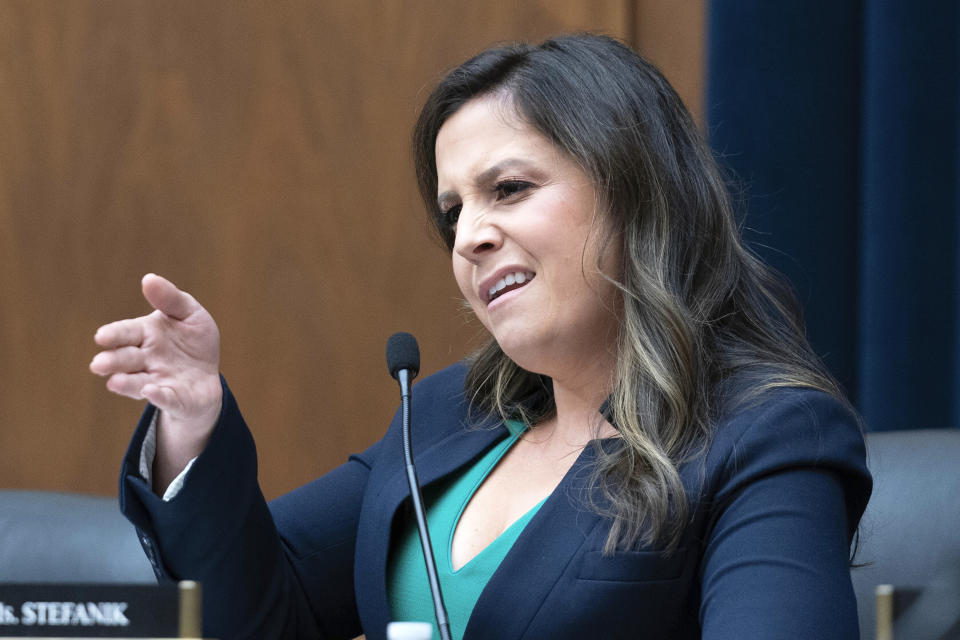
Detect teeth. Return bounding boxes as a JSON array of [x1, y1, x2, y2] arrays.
[[488, 271, 535, 301]]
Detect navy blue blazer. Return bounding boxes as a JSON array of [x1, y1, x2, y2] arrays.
[[120, 362, 871, 640]]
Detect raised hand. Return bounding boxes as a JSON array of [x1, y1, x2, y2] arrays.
[[90, 274, 222, 489]]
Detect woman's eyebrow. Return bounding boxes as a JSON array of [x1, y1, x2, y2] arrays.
[[475, 158, 532, 184], [436, 158, 534, 207]]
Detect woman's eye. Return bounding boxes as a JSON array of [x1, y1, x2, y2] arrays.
[[441, 204, 462, 227], [494, 180, 532, 200]]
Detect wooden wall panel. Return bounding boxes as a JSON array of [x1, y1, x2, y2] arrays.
[[0, 1, 704, 501], [0, 1, 643, 499], [632, 0, 706, 125]]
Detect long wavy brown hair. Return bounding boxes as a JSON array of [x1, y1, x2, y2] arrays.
[[412, 34, 847, 553]]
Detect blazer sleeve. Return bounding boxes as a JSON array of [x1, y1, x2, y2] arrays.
[[119, 376, 380, 640], [697, 389, 872, 640]]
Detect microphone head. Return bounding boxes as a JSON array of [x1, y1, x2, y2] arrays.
[[386, 332, 420, 381]]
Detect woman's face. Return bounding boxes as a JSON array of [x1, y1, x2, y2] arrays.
[[435, 96, 621, 382]]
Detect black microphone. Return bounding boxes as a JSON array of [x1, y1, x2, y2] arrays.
[[386, 333, 452, 640]]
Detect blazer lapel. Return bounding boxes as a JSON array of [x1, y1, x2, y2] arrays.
[[355, 412, 508, 638], [464, 442, 609, 639]]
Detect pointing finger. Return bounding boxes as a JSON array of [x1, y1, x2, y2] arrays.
[[94, 319, 146, 348], [141, 273, 200, 321]]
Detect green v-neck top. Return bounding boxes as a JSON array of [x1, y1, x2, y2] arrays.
[[387, 420, 547, 640]]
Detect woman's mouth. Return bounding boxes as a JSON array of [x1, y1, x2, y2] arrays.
[[488, 271, 535, 303]]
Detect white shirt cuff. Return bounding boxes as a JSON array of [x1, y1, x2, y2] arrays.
[[139, 410, 198, 502]]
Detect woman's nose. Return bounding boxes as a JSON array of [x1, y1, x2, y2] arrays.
[[453, 208, 502, 262]]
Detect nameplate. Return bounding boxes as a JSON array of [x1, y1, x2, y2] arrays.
[[0, 584, 178, 638]]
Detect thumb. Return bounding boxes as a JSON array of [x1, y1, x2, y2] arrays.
[[141, 273, 200, 321]]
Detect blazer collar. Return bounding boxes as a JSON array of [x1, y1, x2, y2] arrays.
[[464, 441, 610, 639], [355, 411, 508, 638], [355, 388, 618, 639]]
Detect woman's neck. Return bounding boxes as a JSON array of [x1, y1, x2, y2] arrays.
[[526, 366, 617, 451]]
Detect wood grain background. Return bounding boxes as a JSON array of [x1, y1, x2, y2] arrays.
[[0, 0, 703, 500]]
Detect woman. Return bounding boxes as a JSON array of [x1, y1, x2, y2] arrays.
[[91, 34, 871, 639]]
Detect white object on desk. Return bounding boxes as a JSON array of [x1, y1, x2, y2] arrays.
[[387, 621, 434, 640]]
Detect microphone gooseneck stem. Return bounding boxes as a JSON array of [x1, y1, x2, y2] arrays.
[[399, 369, 452, 640]]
